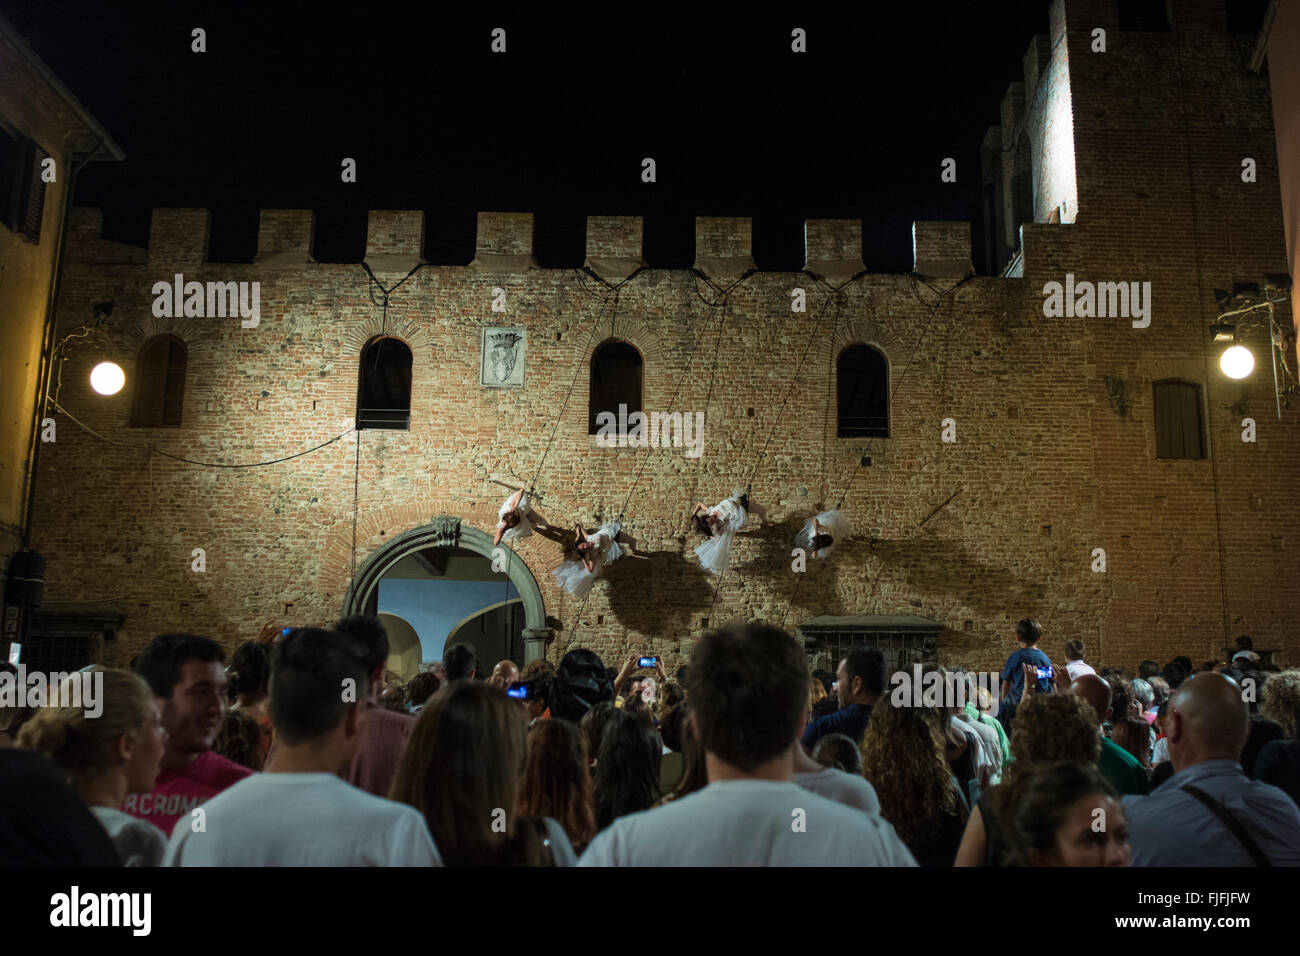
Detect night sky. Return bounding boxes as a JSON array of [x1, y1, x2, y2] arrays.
[[5, 1, 1064, 271]]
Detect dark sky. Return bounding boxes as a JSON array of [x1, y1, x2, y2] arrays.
[[2, 0, 1062, 271]]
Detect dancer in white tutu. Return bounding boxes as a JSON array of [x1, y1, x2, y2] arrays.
[[493, 487, 552, 546], [691, 490, 762, 576], [551, 519, 631, 599], [794, 509, 851, 559]]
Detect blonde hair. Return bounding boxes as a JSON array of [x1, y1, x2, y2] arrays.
[[16, 667, 154, 787], [1260, 670, 1300, 740], [809, 676, 827, 708]]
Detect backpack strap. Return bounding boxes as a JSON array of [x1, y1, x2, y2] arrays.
[[1180, 784, 1271, 867]]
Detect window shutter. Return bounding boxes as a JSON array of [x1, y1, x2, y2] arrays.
[[1154, 381, 1204, 459], [19, 141, 47, 244]]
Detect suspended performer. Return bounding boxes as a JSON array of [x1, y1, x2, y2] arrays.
[[551, 518, 630, 599], [493, 487, 552, 546], [691, 490, 757, 576], [794, 509, 851, 559]]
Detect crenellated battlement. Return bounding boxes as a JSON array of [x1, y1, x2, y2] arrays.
[[65, 207, 980, 278]]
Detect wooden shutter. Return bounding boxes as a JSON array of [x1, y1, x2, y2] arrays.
[[18, 141, 47, 244], [1154, 381, 1204, 459]]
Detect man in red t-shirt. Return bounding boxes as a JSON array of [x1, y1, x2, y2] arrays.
[[127, 633, 253, 836]]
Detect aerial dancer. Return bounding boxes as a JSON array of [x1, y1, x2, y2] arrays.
[[551, 517, 632, 599], [794, 509, 851, 559], [691, 490, 763, 575], [493, 486, 552, 546]]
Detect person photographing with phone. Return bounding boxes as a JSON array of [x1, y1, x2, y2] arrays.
[[612, 653, 669, 711], [997, 619, 1053, 734]]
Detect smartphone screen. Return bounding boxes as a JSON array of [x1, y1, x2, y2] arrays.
[[639, 657, 657, 667]]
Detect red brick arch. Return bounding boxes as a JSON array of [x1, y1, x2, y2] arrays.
[[120, 316, 209, 357], [339, 313, 431, 356]]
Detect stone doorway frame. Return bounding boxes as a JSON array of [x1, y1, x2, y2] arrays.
[[340, 515, 551, 664]]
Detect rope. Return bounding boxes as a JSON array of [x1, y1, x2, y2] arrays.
[[616, 270, 755, 522], [832, 274, 970, 509], [684, 288, 734, 524], [351, 430, 362, 579], [699, 273, 858, 635], [775, 272, 969, 637], [50, 399, 355, 467], [564, 271, 753, 649], [527, 267, 646, 500], [745, 272, 864, 490]]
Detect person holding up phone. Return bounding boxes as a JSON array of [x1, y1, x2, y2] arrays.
[[612, 653, 668, 710], [997, 619, 1053, 734]]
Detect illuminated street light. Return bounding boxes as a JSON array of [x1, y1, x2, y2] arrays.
[[89, 361, 125, 395]]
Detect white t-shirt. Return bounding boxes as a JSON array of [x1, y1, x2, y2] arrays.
[[163, 772, 440, 866], [540, 817, 578, 867], [793, 767, 881, 814], [955, 714, 1002, 786], [91, 806, 167, 867], [577, 779, 916, 866], [951, 715, 998, 788], [1065, 660, 1096, 681]]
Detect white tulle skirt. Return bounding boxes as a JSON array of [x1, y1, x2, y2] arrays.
[[694, 495, 748, 575], [794, 509, 852, 559], [552, 559, 596, 599], [591, 521, 623, 563], [498, 492, 535, 543], [552, 521, 623, 597]]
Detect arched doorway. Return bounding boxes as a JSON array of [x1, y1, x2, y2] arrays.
[[377, 612, 422, 679], [341, 516, 550, 666]]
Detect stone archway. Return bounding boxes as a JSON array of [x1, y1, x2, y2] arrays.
[[340, 515, 552, 664]]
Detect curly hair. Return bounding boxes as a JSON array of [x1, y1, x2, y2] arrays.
[[1260, 670, 1300, 740], [213, 708, 263, 771], [1006, 692, 1102, 785], [860, 701, 956, 847]]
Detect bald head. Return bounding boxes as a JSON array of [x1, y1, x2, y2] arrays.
[[1070, 674, 1112, 724], [1166, 672, 1249, 769], [491, 660, 519, 686]]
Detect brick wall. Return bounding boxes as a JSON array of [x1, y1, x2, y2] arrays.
[[26, 0, 1299, 675]]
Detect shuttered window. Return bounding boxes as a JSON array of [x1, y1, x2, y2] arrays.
[[130, 335, 187, 428], [0, 128, 48, 244], [1153, 380, 1205, 459]]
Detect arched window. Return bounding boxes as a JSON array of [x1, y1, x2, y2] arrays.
[[129, 334, 187, 428], [589, 340, 643, 435], [837, 344, 889, 438], [1153, 380, 1204, 459], [357, 336, 413, 430]]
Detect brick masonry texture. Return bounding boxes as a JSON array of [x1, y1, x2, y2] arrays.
[[27, 0, 1298, 674]]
